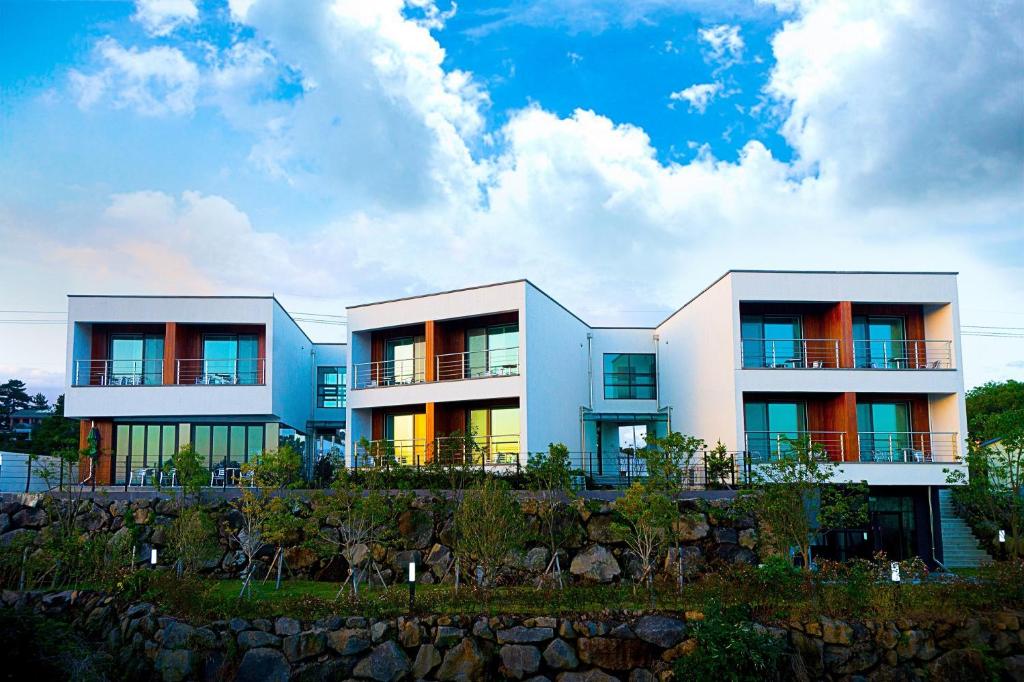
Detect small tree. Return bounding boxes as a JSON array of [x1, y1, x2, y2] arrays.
[[736, 437, 868, 571], [168, 444, 207, 504], [230, 487, 269, 598], [704, 440, 735, 489], [244, 447, 306, 589], [454, 476, 527, 589], [526, 442, 580, 587], [250, 444, 303, 490], [306, 469, 390, 599], [612, 482, 676, 600], [168, 507, 219, 575]]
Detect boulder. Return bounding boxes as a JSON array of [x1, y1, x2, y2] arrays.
[[543, 638, 579, 669], [555, 671, 620, 682], [398, 509, 434, 549], [634, 615, 687, 648], [522, 546, 550, 572], [569, 545, 620, 583], [576, 637, 651, 671], [12, 507, 47, 529], [154, 649, 196, 682], [274, 617, 301, 637], [398, 620, 422, 648], [586, 514, 617, 543], [235, 647, 290, 682], [0, 528, 35, 546], [497, 626, 556, 644], [282, 631, 326, 662], [821, 618, 854, 646], [673, 514, 710, 541], [436, 625, 466, 647], [413, 644, 442, 678], [501, 644, 542, 679], [353, 640, 412, 682], [237, 630, 280, 650], [159, 621, 195, 649], [436, 637, 487, 681], [738, 528, 757, 549], [327, 627, 371, 656], [929, 649, 987, 680]]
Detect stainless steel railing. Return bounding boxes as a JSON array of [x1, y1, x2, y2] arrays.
[[857, 431, 959, 463], [741, 338, 842, 368], [435, 347, 520, 381], [73, 359, 165, 386], [853, 339, 952, 369], [175, 358, 265, 385], [744, 430, 846, 462], [351, 358, 426, 389]]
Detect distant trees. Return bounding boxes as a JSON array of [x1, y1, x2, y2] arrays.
[[0, 379, 31, 430], [967, 380, 1024, 442]]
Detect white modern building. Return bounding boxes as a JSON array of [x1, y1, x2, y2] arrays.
[[64, 270, 968, 564]]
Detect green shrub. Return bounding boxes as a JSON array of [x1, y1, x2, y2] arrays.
[[675, 599, 784, 682], [168, 507, 220, 574]]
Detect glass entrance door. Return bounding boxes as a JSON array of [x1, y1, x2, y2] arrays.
[[853, 316, 906, 368], [385, 336, 425, 384], [744, 401, 807, 460], [385, 413, 426, 465], [857, 401, 912, 461]]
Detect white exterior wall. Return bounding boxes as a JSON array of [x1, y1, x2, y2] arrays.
[[654, 275, 739, 449], [271, 303, 318, 430], [522, 284, 590, 453], [589, 327, 660, 415]]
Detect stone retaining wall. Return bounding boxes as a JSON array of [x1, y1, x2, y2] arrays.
[[0, 493, 755, 585], [3, 589, 1023, 681]]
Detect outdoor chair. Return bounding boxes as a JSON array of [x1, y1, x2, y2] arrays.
[[129, 467, 156, 487], [160, 468, 178, 487]]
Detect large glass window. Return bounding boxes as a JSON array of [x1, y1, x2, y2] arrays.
[[109, 334, 163, 385], [741, 315, 803, 368], [317, 366, 347, 408], [603, 353, 657, 400], [202, 334, 259, 384], [385, 336, 425, 384], [191, 423, 266, 470], [384, 413, 427, 465], [853, 316, 906, 368], [112, 423, 180, 484], [857, 401, 912, 461], [467, 406, 520, 463], [466, 324, 519, 378], [870, 495, 917, 560], [744, 401, 807, 461]]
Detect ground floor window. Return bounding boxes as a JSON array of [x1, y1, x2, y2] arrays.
[[191, 424, 266, 470], [113, 424, 178, 484]]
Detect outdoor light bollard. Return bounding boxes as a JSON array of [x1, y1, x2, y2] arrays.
[[1000, 529, 1006, 559], [891, 561, 901, 608], [151, 548, 158, 566], [408, 561, 416, 612]]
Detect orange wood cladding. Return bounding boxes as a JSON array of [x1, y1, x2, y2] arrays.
[[172, 324, 266, 383], [78, 419, 113, 485], [425, 402, 436, 462], [163, 322, 177, 384], [88, 323, 165, 385], [424, 321, 436, 382]]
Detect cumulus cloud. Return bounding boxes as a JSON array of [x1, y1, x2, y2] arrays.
[[132, 0, 199, 37], [69, 38, 199, 115], [669, 82, 722, 112]]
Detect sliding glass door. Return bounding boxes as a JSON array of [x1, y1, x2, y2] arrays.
[[109, 335, 163, 385], [853, 316, 906, 368], [741, 315, 803, 368], [468, 406, 520, 463], [203, 335, 259, 384], [384, 413, 427, 464], [466, 324, 519, 378], [385, 336, 425, 384], [744, 401, 807, 461], [857, 401, 912, 461]]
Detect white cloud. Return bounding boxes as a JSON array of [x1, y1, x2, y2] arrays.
[[70, 38, 199, 115], [669, 82, 722, 112], [698, 24, 744, 68], [133, 0, 199, 37]]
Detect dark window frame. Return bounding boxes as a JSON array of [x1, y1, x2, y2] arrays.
[[603, 353, 657, 400], [317, 366, 347, 408]]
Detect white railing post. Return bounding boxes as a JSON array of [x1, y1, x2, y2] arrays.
[[802, 340, 808, 368], [771, 342, 776, 368], [835, 340, 840, 368], [914, 342, 920, 369], [839, 432, 844, 460]]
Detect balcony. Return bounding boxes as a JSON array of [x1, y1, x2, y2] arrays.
[[744, 430, 847, 462], [176, 358, 266, 385], [354, 434, 521, 468], [853, 340, 952, 369], [857, 431, 959, 463], [741, 338, 842, 369], [73, 359, 165, 386], [436, 347, 520, 381], [352, 358, 425, 390]]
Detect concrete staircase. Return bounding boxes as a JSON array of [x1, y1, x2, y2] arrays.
[[938, 488, 993, 568]]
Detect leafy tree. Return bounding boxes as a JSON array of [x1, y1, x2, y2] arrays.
[[612, 482, 676, 599], [0, 379, 30, 430], [674, 600, 784, 682], [735, 437, 868, 571], [242, 447, 306, 589], [168, 507, 219, 575], [29, 393, 49, 410], [705, 440, 736, 489], [967, 380, 1024, 442], [948, 429, 1024, 558], [525, 442, 581, 587], [454, 476, 527, 589], [166, 444, 207, 504], [249, 443, 303, 490], [230, 488, 269, 598], [31, 395, 77, 458]]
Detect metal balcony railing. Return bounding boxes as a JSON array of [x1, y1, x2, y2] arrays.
[[175, 358, 265, 385], [353, 434, 521, 469], [351, 358, 425, 389], [741, 338, 842, 368], [857, 431, 960, 463], [435, 347, 520, 381], [744, 430, 846, 462], [853, 339, 952, 369], [73, 359, 165, 386]]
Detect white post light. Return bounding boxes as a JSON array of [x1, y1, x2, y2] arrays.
[[408, 561, 416, 611], [999, 530, 1006, 544], [890, 562, 900, 583], [150, 548, 158, 566]]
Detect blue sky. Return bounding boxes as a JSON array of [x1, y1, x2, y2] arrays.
[[0, 0, 1022, 398]]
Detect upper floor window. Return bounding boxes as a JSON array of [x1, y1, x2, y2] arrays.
[[741, 314, 803, 368], [603, 353, 656, 400], [466, 323, 519, 378], [317, 366, 347, 408], [385, 335, 425, 384], [853, 316, 906, 368], [203, 334, 259, 385], [110, 334, 164, 385]]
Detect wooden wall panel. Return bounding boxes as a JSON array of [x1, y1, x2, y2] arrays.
[[78, 419, 113, 485]]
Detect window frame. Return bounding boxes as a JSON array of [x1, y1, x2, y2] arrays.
[[602, 353, 657, 400], [317, 366, 347, 408]]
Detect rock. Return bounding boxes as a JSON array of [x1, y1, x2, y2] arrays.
[[344, 542, 369, 567], [610, 623, 636, 639], [274, 617, 301, 637], [569, 545, 621, 583], [711, 527, 738, 544], [132, 506, 152, 525], [282, 631, 326, 662], [235, 647, 290, 682], [436, 638, 487, 681], [664, 546, 704, 578], [738, 528, 757, 549], [12, 507, 47, 529], [821, 618, 854, 646], [237, 630, 281, 650], [413, 644, 442, 678], [353, 641, 411, 682], [501, 644, 542, 679], [628, 670, 656, 682], [1003, 655, 1024, 682], [543, 639, 579, 669], [292, 658, 356, 681], [393, 549, 423, 577], [523, 546, 551, 572], [673, 513, 710, 541], [586, 515, 618, 543], [159, 621, 195, 649], [497, 626, 556, 644], [634, 615, 687, 649], [791, 631, 824, 679], [576, 637, 651, 671], [896, 629, 926, 659], [154, 649, 196, 682], [993, 612, 1021, 631], [398, 509, 434, 549], [327, 627, 371, 656], [710, 544, 757, 565], [555, 671, 620, 682], [929, 649, 987, 680], [0, 513, 9, 534], [285, 546, 318, 571], [426, 543, 453, 576], [371, 620, 391, 642], [229, 617, 250, 633], [473, 619, 495, 640], [0, 528, 35, 546], [436, 625, 466, 647], [398, 620, 422, 647]]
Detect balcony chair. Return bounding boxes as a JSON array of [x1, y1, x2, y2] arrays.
[[160, 468, 178, 487], [129, 467, 157, 487]]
